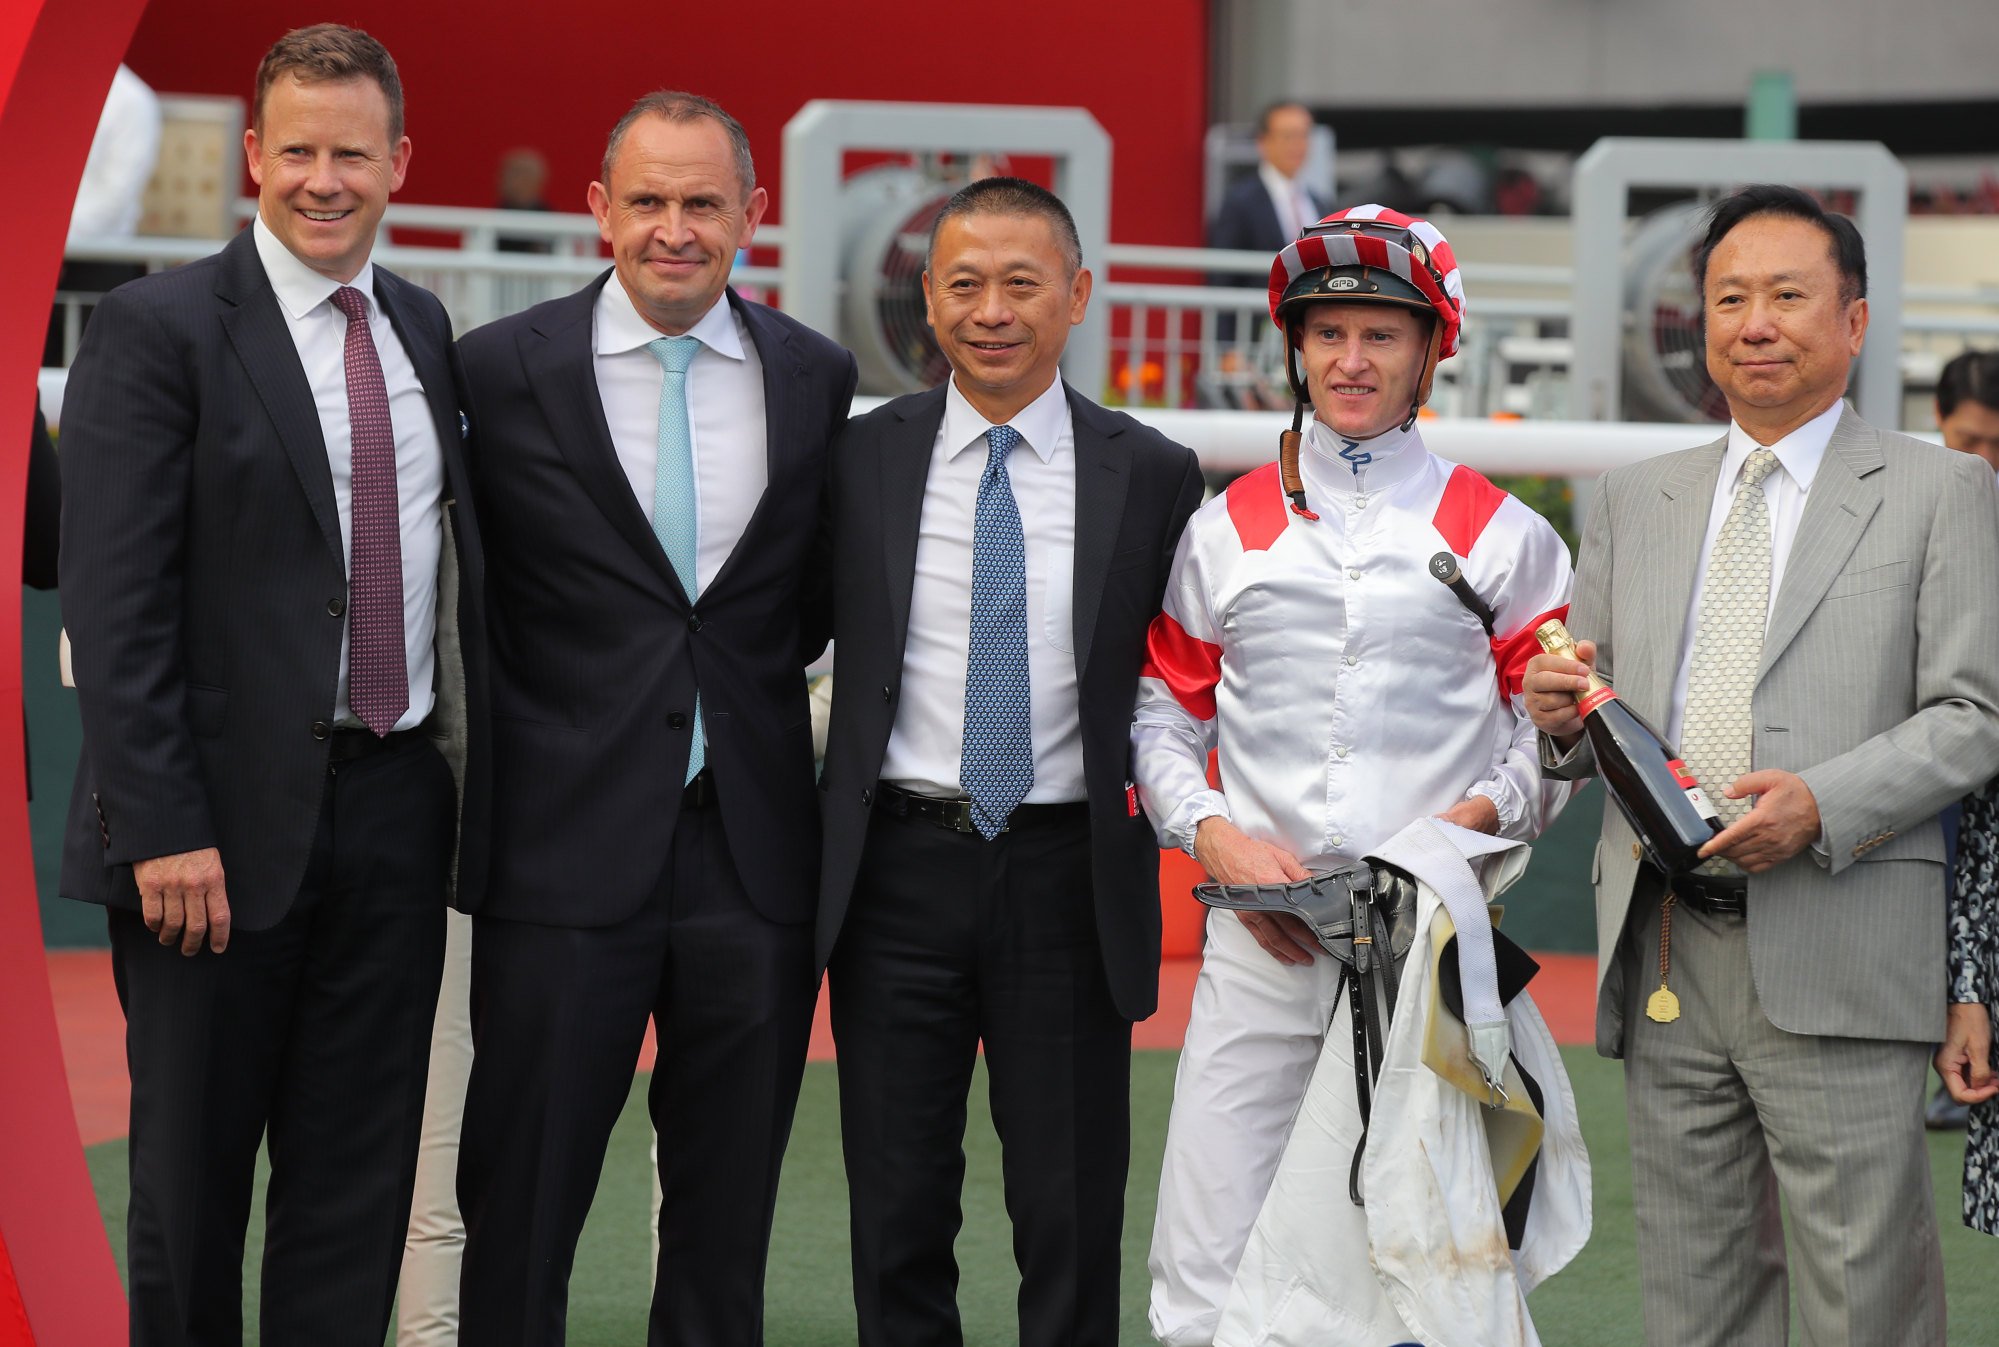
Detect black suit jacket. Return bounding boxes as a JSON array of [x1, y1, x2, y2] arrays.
[[458, 276, 857, 928], [816, 382, 1204, 1020], [57, 227, 492, 925], [1209, 173, 1319, 343]]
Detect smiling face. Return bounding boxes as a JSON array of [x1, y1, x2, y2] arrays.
[[245, 74, 409, 284], [924, 210, 1092, 424], [1702, 212, 1868, 443], [588, 114, 766, 336], [1296, 301, 1429, 440]]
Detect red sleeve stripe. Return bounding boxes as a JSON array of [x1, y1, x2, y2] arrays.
[[1432, 463, 1509, 558], [1142, 611, 1223, 720], [1225, 462, 1289, 553], [1490, 604, 1571, 700]]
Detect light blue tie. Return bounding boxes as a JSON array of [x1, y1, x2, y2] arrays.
[[648, 336, 704, 785], [960, 424, 1034, 840]]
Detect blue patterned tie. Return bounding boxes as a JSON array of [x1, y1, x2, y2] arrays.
[[647, 336, 704, 785], [960, 424, 1035, 839]]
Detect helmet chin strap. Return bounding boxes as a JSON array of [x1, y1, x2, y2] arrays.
[[1279, 333, 1319, 520]]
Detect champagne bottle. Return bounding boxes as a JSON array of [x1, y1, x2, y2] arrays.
[[1535, 618, 1721, 874]]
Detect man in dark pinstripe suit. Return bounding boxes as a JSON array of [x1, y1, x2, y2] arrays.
[[57, 26, 488, 1345]]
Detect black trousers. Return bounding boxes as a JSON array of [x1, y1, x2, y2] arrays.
[[828, 807, 1132, 1347], [111, 735, 455, 1347], [456, 801, 817, 1347]]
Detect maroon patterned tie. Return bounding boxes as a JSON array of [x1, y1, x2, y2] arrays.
[[330, 285, 408, 736]]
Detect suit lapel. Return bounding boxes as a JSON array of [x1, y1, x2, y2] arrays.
[[520, 274, 686, 601], [882, 386, 947, 661], [1758, 406, 1884, 679], [1629, 441, 1724, 711], [1067, 387, 1130, 679], [706, 295, 806, 597], [215, 230, 343, 562], [373, 269, 465, 496]]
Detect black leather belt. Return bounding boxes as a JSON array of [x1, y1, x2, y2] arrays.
[[327, 726, 428, 764], [683, 767, 719, 811], [874, 782, 1088, 835], [1654, 866, 1749, 916]]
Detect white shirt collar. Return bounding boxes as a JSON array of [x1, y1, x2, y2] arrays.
[[594, 273, 746, 362], [253, 212, 375, 320], [1258, 160, 1302, 199], [1303, 416, 1429, 494], [1723, 397, 1844, 495], [941, 373, 1069, 465]]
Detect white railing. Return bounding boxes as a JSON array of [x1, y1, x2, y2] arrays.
[[47, 200, 1999, 419]]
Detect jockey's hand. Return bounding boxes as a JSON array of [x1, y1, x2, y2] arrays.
[[1193, 817, 1320, 966]]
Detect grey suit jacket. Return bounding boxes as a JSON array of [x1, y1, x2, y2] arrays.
[[1547, 405, 1999, 1055]]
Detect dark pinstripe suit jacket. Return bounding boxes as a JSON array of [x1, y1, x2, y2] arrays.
[[57, 227, 492, 926]]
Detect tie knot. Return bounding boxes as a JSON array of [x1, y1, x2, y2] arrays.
[[330, 285, 368, 321], [647, 335, 702, 375], [1740, 448, 1781, 489], [986, 424, 1022, 460]]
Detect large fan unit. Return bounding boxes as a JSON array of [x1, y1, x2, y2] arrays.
[[1620, 201, 1729, 424], [838, 164, 956, 396]]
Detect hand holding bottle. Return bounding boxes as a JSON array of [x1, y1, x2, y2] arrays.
[[1523, 640, 1600, 747]]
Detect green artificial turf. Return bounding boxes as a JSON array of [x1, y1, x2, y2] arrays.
[[84, 1050, 1999, 1345]]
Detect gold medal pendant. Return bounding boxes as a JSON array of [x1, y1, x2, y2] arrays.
[[1645, 893, 1681, 1024], [1646, 985, 1681, 1024]]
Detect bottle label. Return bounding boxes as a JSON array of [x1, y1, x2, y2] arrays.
[[1668, 758, 1721, 822], [1579, 686, 1619, 716]]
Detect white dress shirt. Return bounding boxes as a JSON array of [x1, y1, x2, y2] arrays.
[[593, 276, 767, 593], [1258, 161, 1318, 240], [1664, 397, 1844, 746], [67, 65, 162, 242], [881, 374, 1085, 802], [253, 214, 442, 731]]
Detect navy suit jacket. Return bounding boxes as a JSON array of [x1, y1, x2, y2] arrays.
[[815, 382, 1204, 1020], [458, 276, 858, 927], [58, 227, 492, 924]]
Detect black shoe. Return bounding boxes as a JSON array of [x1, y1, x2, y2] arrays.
[[1927, 1083, 1970, 1131]]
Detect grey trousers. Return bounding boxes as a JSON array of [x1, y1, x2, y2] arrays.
[[1618, 887, 1944, 1347]]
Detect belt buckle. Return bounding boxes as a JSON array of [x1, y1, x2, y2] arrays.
[[941, 799, 1002, 834]]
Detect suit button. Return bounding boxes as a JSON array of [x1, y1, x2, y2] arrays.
[[327, 596, 346, 617], [861, 788, 874, 806], [687, 614, 703, 632], [311, 720, 331, 740], [881, 685, 892, 703], [1631, 842, 1642, 861], [668, 712, 688, 730]]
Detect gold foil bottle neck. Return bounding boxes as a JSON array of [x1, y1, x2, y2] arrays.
[[1534, 618, 1608, 699]]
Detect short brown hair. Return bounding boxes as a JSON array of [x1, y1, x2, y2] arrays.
[[601, 91, 755, 198], [254, 24, 405, 142]]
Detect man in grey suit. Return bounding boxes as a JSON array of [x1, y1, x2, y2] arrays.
[[1525, 184, 1999, 1346]]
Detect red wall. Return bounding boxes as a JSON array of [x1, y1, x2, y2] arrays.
[[123, 0, 1209, 247]]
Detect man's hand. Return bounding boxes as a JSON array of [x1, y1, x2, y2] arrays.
[[1695, 770, 1821, 873], [1522, 640, 1597, 749], [1436, 795, 1500, 835], [1935, 1002, 1998, 1107], [1192, 817, 1319, 966], [133, 848, 230, 956]]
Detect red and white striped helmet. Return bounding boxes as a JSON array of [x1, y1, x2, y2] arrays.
[[1267, 204, 1466, 361]]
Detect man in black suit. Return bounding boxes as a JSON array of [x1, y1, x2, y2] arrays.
[[57, 26, 488, 1345], [1210, 101, 1321, 351], [817, 177, 1204, 1347], [453, 91, 857, 1346]]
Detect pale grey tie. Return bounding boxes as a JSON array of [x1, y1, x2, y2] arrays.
[[1681, 448, 1781, 877]]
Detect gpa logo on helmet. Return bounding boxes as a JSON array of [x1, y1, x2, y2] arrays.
[[1326, 275, 1360, 291]]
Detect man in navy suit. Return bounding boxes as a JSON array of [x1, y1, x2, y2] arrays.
[[1210, 101, 1321, 350], [453, 92, 857, 1346], [59, 26, 489, 1344]]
